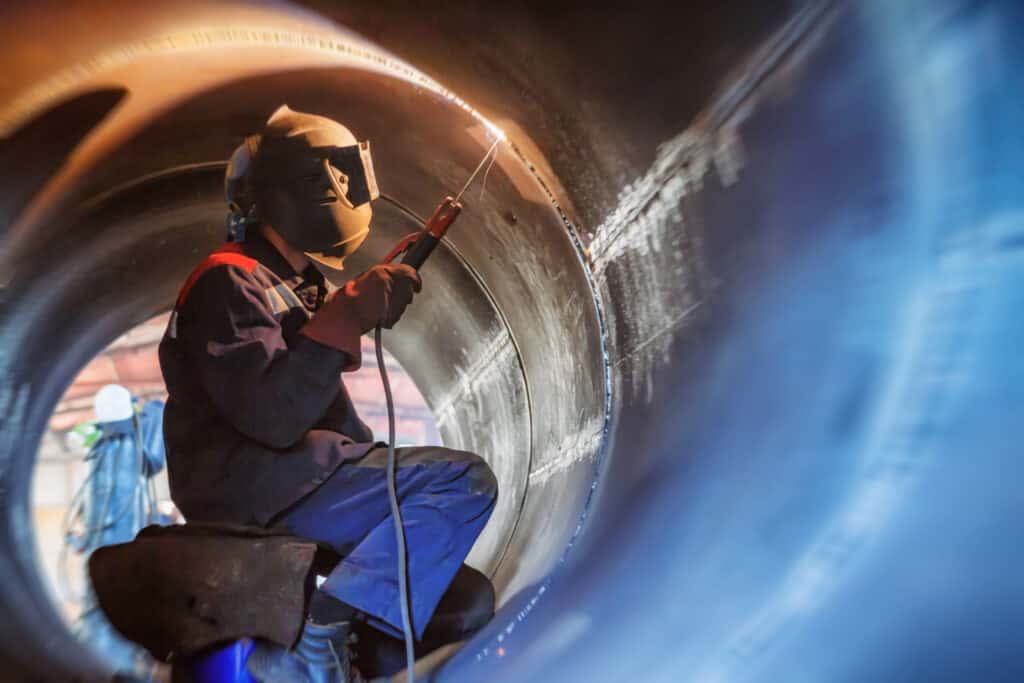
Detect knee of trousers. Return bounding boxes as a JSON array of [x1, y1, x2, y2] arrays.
[[442, 449, 499, 504], [465, 452, 499, 504]]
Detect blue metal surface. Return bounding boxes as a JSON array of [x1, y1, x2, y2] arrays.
[[187, 640, 257, 683], [435, 1, 1024, 681]]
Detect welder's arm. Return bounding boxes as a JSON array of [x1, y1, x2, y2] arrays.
[[301, 263, 421, 371], [181, 267, 351, 450]]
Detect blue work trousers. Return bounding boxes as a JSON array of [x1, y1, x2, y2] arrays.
[[277, 446, 497, 640]]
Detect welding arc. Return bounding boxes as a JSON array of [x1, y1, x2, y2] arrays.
[[454, 138, 501, 204], [377, 139, 499, 226]]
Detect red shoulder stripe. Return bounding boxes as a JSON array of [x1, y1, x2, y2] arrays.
[[176, 242, 259, 307]]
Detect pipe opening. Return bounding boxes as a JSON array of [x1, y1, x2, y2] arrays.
[[0, 13, 608, 678], [31, 310, 443, 674]]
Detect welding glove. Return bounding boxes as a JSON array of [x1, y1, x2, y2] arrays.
[[302, 263, 422, 366]]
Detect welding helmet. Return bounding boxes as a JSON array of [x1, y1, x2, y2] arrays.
[[249, 105, 379, 270]]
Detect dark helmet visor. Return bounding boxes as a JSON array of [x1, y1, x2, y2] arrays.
[[314, 140, 379, 208]]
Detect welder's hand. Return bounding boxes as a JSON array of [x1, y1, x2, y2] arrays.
[[301, 264, 422, 366], [343, 263, 423, 331]]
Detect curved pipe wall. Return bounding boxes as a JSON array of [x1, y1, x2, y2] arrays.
[[1, 1, 1023, 681]]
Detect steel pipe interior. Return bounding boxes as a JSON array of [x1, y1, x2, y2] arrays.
[[1, 1, 1022, 681]]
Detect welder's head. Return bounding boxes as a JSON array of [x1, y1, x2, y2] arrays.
[[248, 105, 379, 271]]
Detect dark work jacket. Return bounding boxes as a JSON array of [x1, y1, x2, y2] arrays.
[[158, 232, 375, 526]]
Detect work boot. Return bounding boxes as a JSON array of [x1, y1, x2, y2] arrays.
[[247, 619, 361, 683]]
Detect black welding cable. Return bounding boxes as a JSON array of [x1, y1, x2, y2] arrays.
[[374, 139, 502, 682], [372, 192, 424, 681], [375, 191, 424, 681], [376, 325, 417, 682]]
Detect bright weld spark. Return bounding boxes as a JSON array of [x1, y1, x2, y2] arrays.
[[439, 90, 507, 142], [1, 23, 511, 144], [483, 119, 508, 142]]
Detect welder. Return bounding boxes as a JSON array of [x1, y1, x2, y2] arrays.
[[158, 105, 498, 682]]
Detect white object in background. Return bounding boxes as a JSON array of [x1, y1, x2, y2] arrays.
[[65, 430, 87, 452], [93, 384, 133, 423]]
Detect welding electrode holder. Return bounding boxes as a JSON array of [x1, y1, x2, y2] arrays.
[[384, 196, 462, 270]]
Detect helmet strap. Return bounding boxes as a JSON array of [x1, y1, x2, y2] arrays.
[[226, 205, 257, 243]]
